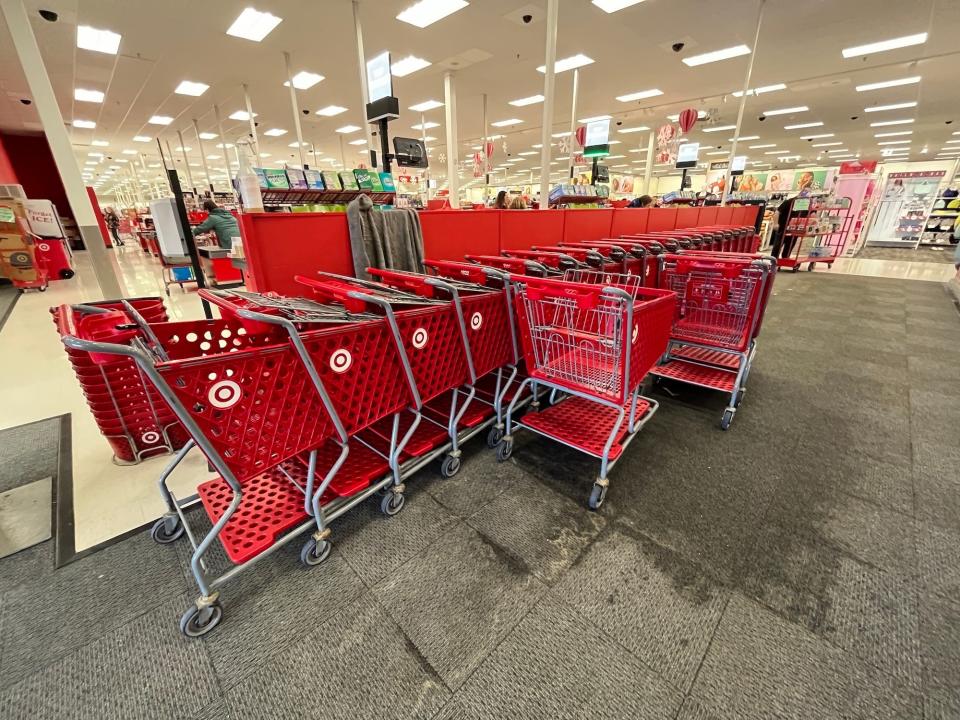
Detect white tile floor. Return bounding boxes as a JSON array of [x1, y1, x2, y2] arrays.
[[0, 241, 954, 552]]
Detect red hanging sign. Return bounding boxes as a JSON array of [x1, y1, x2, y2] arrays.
[[678, 108, 699, 133], [575, 125, 587, 149]]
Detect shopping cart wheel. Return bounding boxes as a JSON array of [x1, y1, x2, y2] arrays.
[[486, 426, 504, 448], [180, 602, 223, 638], [496, 438, 513, 462], [807, 264, 815, 272], [150, 516, 184, 544], [720, 409, 735, 431], [380, 491, 405, 516], [588, 482, 608, 511], [440, 454, 461, 478], [300, 538, 332, 567]]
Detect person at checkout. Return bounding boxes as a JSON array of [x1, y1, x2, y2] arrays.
[[193, 200, 240, 250]]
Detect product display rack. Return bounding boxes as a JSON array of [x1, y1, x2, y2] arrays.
[[548, 195, 607, 208], [778, 196, 853, 272], [259, 188, 396, 206], [918, 193, 960, 248]]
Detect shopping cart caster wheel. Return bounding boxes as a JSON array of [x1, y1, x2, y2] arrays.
[[300, 538, 331, 567], [150, 516, 184, 544], [440, 455, 461, 478], [720, 409, 734, 431], [381, 491, 405, 517], [486, 426, 504, 449], [180, 602, 222, 638], [588, 482, 608, 511], [496, 438, 513, 462], [807, 264, 815, 272], [792, 266, 800, 273]]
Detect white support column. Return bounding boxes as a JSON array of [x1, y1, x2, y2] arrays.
[[352, 0, 376, 165], [421, 112, 431, 200], [283, 51, 307, 168], [539, 0, 559, 208], [643, 130, 656, 194], [193, 119, 213, 192], [0, 0, 122, 298], [444, 71, 460, 208], [213, 104, 233, 184], [242, 84, 261, 163], [722, 0, 766, 206], [568, 68, 579, 179], [481, 93, 488, 191], [339, 135, 347, 170], [177, 130, 196, 192]]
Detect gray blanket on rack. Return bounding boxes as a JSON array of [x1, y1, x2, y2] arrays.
[[347, 194, 424, 280]]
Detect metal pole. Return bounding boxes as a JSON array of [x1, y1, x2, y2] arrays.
[[722, 0, 766, 206], [193, 119, 213, 192], [0, 0, 122, 298], [643, 130, 655, 194], [283, 51, 307, 168], [539, 0, 559, 208], [482, 93, 489, 190], [339, 134, 347, 170], [177, 129, 196, 193], [444, 71, 460, 208], [242, 83, 261, 163], [352, 0, 376, 166], [213, 104, 233, 183], [568, 68, 579, 179], [421, 112, 430, 200], [167, 169, 211, 319]]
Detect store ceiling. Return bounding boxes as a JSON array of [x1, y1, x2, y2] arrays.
[[1, 0, 959, 195]]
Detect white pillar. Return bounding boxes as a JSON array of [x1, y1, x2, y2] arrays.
[[568, 68, 579, 179], [242, 84, 261, 163], [0, 0, 122, 298], [193, 119, 213, 192], [421, 112, 431, 200], [177, 129, 196, 192], [539, 0, 559, 208], [213, 104, 233, 183], [444, 71, 460, 208], [283, 51, 307, 168], [352, 0, 376, 165], [339, 135, 347, 170], [722, 0, 766, 206], [643, 130, 656, 194]]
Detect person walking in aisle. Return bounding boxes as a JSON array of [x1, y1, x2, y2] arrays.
[[492, 190, 509, 209], [193, 200, 241, 250], [104, 207, 123, 247]]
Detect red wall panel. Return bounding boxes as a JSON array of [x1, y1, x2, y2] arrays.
[[419, 209, 500, 259], [740, 205, 760, 227], [0, 132, 73, 221], [647, 208, 678, 231], [610, 208, 649, 237], [562, 209, 613, 243], [675, 206, 700, 228], [714, 207, 735, 225], [697, 206, 719, 226], [500, 209, 565, 251]]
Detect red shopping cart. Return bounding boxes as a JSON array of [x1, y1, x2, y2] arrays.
[[465, 254, 551, 277], [499, 270, 676, 509], [560, 240, 656, 284]]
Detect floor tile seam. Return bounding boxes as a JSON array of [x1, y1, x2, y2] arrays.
[[673, 593, 732, 718], [831, 484, 917, 522]]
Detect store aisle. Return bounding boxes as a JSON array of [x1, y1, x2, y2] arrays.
[[814, 256, 957, 282], [0, 271, 957, 719]]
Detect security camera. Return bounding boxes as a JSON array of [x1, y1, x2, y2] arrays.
[[947, 120, 954, 125], [302, 109, 310, 115], [38, 9, 58, 21], [616, 121, 622, 126], [672, 42, 685, 53], [522, 14, 533, 23], [850, 115, 859, 120], [758, 115, 766, 121], [19, 98, 31, 105]]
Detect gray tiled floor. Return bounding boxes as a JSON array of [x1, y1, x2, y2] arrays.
[[0, 272, 958, 718]]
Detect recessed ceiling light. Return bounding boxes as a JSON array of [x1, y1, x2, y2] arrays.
[[682, 44, 751, 67], [288, 141, 309, 147], [667, 110, 708, 122], [391, 56, 431, 77], [174, 146, 192, 152], [175, 80, 209, 96], [784, 122, 823, 130], [730, 135, 760, 141], [215, 143, 235, 149], [864, 101, 917, 113], [76, 25, 121, 54], [148, 115, 173, 125], [131, 136, 152, 143], [762, 106, 809, 116], [618, 125, 650, 134], [198, 132, 218, 140], [349, 139, 367, 145], [870, 118, 915, 127], [703, 124, 737, 133], [874, 131, 913, 138], [74, 88, 104, 103], [229, 110, 257, 121], [615, 89, 663, 102], [206, 154, 222, 160], [264, 128, 287, 136], [412, 121, 440, 130], [491, 118, 522, 127], [91, 140, 110, 147], [396, 0, 469, 27], [121, 149, 138, 155], [765, 150, 791, 155], [800, 133, 834, 139], [409, 100, 444, 112], [537, 54, 595, 73], [509, 95, 544, 107], [842, 33, 927, 59], [226, 8, 282, 42], [72, 119, 96, 129], [336, 125, 361, 133], [518, 151, 539, 156], [826, 148, 851, 153], [551, 131, 571, 138], [283, 71, 324, 90], [578, 115, 612, 123], [812, 142, 843, 147], [877, 140, 911, 145], [706, 151, 728, 156], [315, 105, 348, 117], [944, 140, 960, 145], [259, 153, 272, 158], [732, 83, 787, 97], [855, 76, 921, 93]]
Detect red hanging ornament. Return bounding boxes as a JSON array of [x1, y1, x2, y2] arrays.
[[678, 108, 699, 134], [575, 125, 587, 148]]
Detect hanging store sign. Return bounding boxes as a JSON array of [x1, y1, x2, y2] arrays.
[[366, 52, 392, 102]]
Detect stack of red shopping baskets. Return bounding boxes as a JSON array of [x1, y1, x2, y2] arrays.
[[52, 297, 189, 463]]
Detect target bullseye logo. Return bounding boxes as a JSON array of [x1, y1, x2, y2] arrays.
[[470, 312, 483, 330], [208, 380, 242, 409], [412, 327, 428, 349], [37, 243, 50, 252], [632, 324, 639, 344], [141, 431, 160, 444], [330, 348, 352, 373]]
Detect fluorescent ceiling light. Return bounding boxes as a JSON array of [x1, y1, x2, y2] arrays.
[[826, 148, 851, 153], [864, 101, 917, 112], [491, 118, 522, 127], [149, 115, 174, 126], [732, 83, 786, 97], [537, 54, 595, 73], [72, 119, 96, 129], [396, 0, 468, 27], [226, 8, 282, 42], [592, 0, 646, 12], [706, 151, 728, 156], [392, 56, 431, 77], [579, 115, 612, 124], [198, 132, 218, 140], [121, 149, 138, 155], [92, 140, 109, 147], [174, 146, 192, 152], [784, 122, 823, 129], [618, 125, 649, 133], [615, 89, 663, 103], [259, 153, 272, 158], [667, 110, 707, 122], [518, 151, 539, 156], [336, 125, 361, 133], [856, 76, 921, 92], [875, 131, 913, 138], [216, 143, 235, 149], [870, 118, 914, 127], [206, 154, 222, 160], [762, 106, 808, 116], [682, 44, 751, 67], [74, 88, 104, 103], [132, 136, 152, 143], [87, 152, 103, 157], [263, 128, 287, 136], [76, 25, 121, 54], [812, 142, 842, 147], [509, 94, 544, 107], [348, 139, 367, 145], [409, 99, 444, 112], [288, 141, 309, 147], [283, 71, 324, 90], [842, 33, 927, 59], [703, 124, 736, 133], [316, 105, 348, 117], [412, 121, 440, 130], [944, 140, 960, 144], [877, 140, 911, 145], [551, 131, 570, 138], [765, 150, 792, 155], [229, 110, 257, 121], [730, 135, 760, 141], [800, 133, 834, 139], [175, 80, 209, 96]]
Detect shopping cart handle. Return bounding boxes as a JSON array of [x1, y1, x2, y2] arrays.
[[367, 268, 438, 298], [294, 275, 372, 314], [514, 276, 600, 309], [423, 259, 491, 285]]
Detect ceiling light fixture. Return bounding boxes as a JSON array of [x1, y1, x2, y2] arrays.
[[121, 149, 137, 155], [288, 141, 309, 147], [703, 124, 737, 133], [226, 8, 283, 42], [396, 0, 469, 27], [592, 0, 646, 12], [784, 122, 823, 129], [229, 110, 256, 121], [812, 142, 843, 147], [877, 140, 911, 145], [749, 143, 775, 149], [92, 140, 109, 147], [392, 56, 431, 77], [826, 148, 851, 153], [198, 132, 218, 140], [72, 119, 96, 129], [765, 150, 792, 155], [74, 88, 104, 103], [263, 128, 287, 136], [706, 151, 728, 156], [870, 118, 915, 127], [537, 54, 594, 73], [763, 106, 809, 116], [732, 83, 787, 98], [842, 33, 927, 58], [409, 99, 444, 112], [730, 135, 760, 141], [579, 115, 612, 123], [874, 131, 913, 138], [864, 101, 917, 112], [336, 125, 361, 133], [412, 121, 440, 130], [175, 80, 209, 96], [800, 133, 834, 139], [174, 146, 192, 152], [855, 76, 921, 92], [666, 110, 707, 122], [615, 88, 663, 102], [315, 105, 348, 117], [76, 25, 121, 54], [131, 136, 151, 143], [206, 154, 222, 160], [682, 44, 751, 67], [348, 139, 367, 145], [491, 118, 522, 127]]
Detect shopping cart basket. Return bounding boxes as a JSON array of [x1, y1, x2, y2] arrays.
[[560, 240, 653, 283], [648, 254, 775, 429], [502, 248, 585, 273], [499, 270, 676, 509]]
